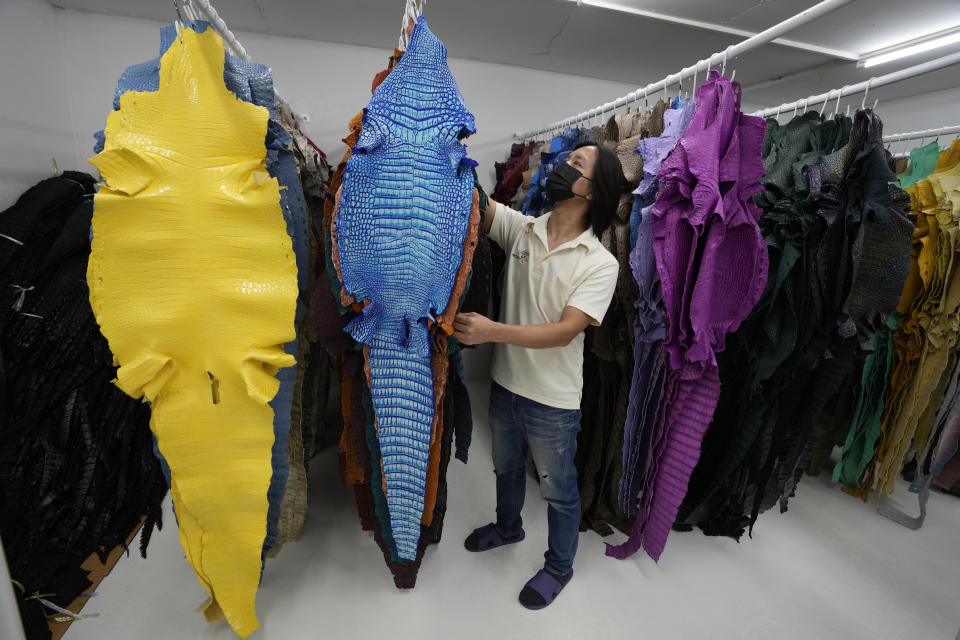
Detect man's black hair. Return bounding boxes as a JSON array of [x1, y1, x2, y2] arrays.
[[574, 140, 624, 238]]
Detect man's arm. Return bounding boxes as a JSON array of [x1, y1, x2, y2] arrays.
[[453, 307, 593, 349], [482, 196, 497, 234], [485, 198, 530, 250]]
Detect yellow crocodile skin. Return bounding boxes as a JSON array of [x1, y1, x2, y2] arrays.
[[87, 28, 297, 637]]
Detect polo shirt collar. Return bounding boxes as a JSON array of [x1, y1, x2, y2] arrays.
[[531, 211, 596, 254]]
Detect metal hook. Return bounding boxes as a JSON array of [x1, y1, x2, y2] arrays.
[[861, 77, 872, 110], [819, 91, 830, 117], [721, 47, 729, 77], [173, 0, 184, 42], [845, 104, 851, 117], [832, 85, 845, 118]]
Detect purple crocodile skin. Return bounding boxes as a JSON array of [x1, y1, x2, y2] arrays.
[[608, 71, 768, 561]]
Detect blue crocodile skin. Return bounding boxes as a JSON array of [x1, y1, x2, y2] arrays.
[[335, 16, 475, 560], [94, 21, 308, 556]]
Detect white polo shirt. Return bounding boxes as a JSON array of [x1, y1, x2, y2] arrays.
[[488, 202, 619, 410]]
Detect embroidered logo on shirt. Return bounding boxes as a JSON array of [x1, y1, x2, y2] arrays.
[[511, 249, 529, 264]]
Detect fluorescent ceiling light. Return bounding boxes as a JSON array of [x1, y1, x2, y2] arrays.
[[861, 30, 960, 68], [561, 0, 858, 60]]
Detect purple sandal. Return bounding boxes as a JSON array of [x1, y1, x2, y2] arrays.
[[519, 569, 573, 610], [464, 523, 525, 552]]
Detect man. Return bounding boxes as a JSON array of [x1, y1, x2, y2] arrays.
[[454, 141, 623, 609]]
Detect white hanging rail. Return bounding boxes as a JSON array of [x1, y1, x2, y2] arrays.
[[883, 124, 960, 143], [513, 0, 856, 140], [752, 50, 960, 118]]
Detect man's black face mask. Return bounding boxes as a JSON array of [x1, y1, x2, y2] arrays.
[[545, 161, 590, 203]]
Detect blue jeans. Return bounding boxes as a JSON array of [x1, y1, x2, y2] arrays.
[[489, 382, 581, 576]]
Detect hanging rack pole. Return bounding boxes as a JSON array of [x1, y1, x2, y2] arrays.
[[753, 50, 960, 118], [883, 124, 960, 143], [513, 0, 855, 140]]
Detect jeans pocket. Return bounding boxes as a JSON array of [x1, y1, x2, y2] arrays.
[[525, 402, 581, 440]]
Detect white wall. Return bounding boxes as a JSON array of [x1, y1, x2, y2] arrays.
[[875, 86, 960, 151], [47, 9, 646, 196], [8, 5, 957, 380], [2, 5, 958, 384], [8, 6, 958, 206], [15, 7, 642, 381], [0, 0, 83, 208], [0, 6, 644, 208]]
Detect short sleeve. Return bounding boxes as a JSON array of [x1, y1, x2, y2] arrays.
[[488, 201, 529, 250], [566, 259, 619, 326]]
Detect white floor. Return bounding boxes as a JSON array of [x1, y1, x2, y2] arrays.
[[68, 379, 960, 640]]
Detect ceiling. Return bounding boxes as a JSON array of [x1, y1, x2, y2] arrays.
[[50, 0, 960, 110]]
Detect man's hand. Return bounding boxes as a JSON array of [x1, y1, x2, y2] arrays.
[[454, 312, 498, 345]]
